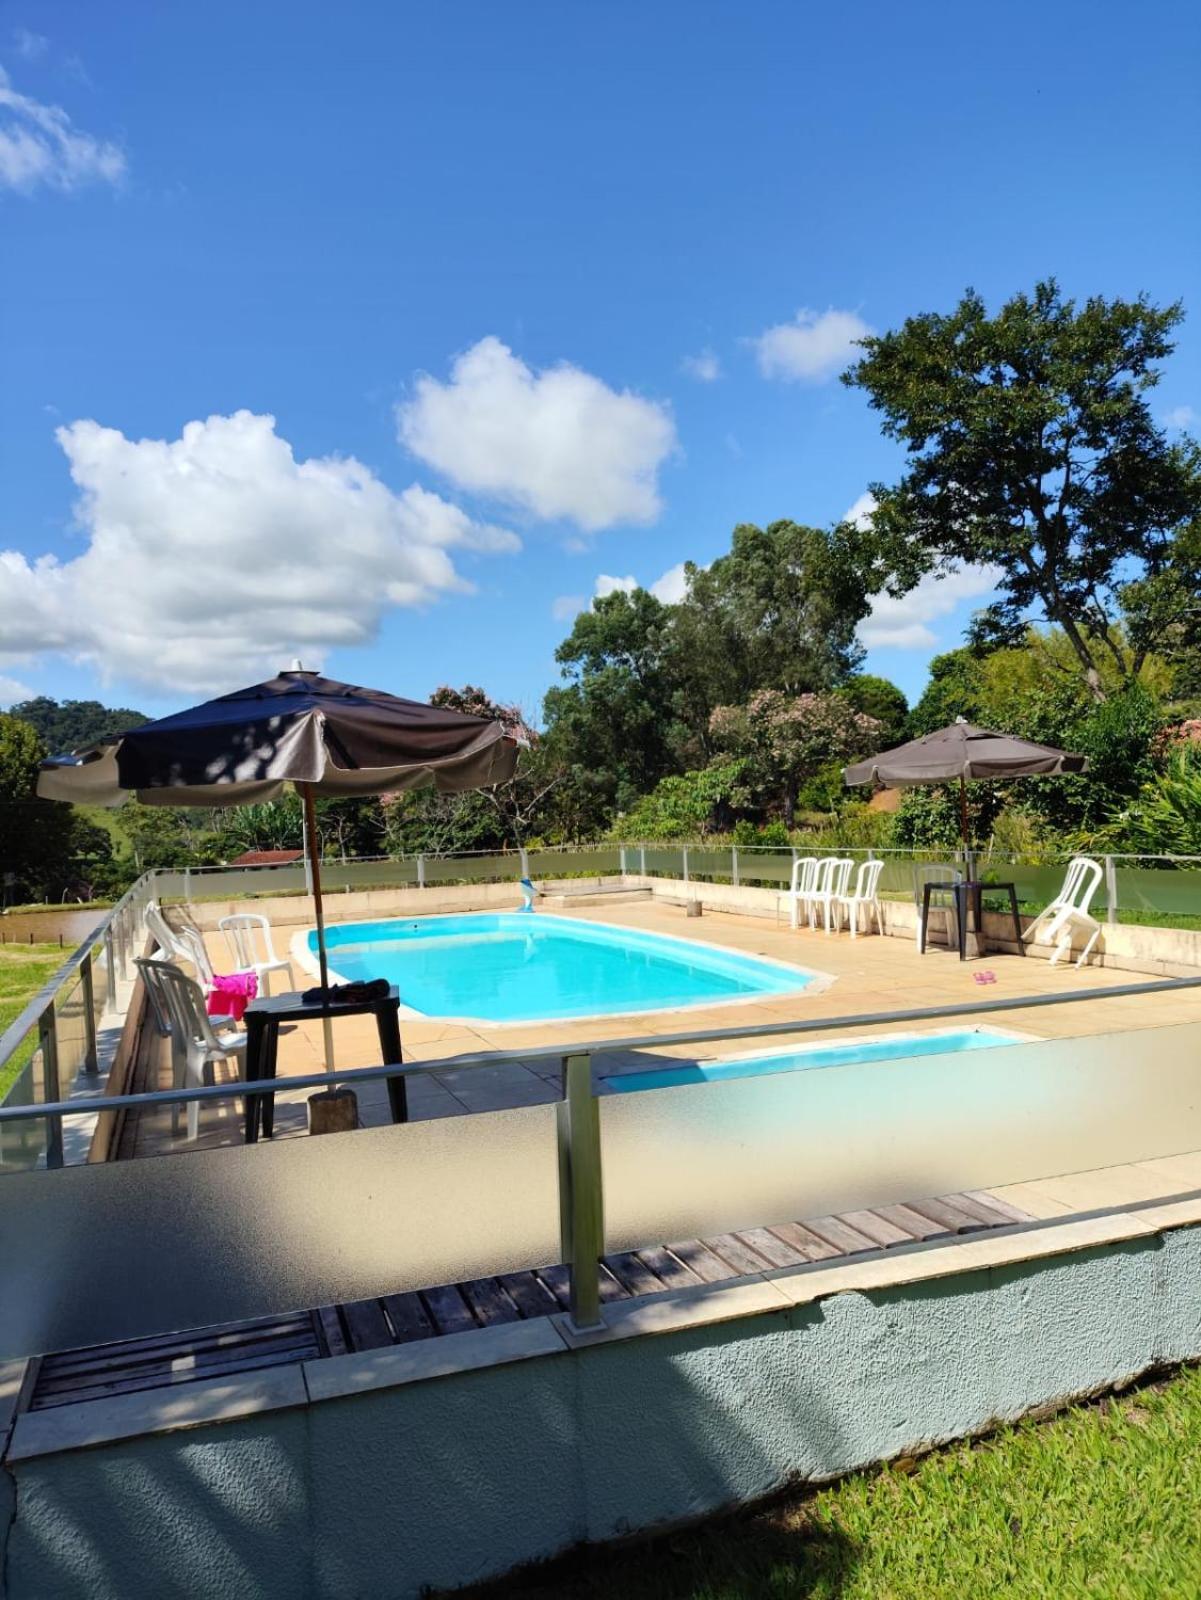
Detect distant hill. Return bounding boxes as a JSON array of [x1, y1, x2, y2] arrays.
[[12, 696, 148, 754]]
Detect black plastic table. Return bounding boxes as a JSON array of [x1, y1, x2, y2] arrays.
[[242, 986, 407, 1142], [920, 880, 1025, 962]]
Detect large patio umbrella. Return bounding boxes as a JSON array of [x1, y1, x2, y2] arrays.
[[37, 668, 519, 1058], [842, 718, 1088, 850]]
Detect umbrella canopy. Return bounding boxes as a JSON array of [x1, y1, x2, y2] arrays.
[[37, 669, 517, 807], [37, 669, 520, 1064], [843, 718, 1088, 849]]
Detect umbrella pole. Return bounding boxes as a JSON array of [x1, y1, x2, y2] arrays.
[[958, 775, 971, 862], [301, 783, 336, 1071]]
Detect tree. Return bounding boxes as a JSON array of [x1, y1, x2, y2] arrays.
[[837, 674, 908, 746], [843, 281, 1201, 699], [606, 761, 750, 842], [709, 691, 882, 822], [0, 714, 74, 901], [12, 696, 146, 751]]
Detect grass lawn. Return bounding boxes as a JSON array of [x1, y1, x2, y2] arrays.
[[0, 943, 66, 1100], [461, 1365, 1201, 1600]]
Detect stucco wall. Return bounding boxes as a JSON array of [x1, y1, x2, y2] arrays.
[[5, 1226, 1201, 1600]]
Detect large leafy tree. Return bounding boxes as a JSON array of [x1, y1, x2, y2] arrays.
[[709, 691, 882, 822], [843, 281, 1201, 699], [12, 696, 146, 751]]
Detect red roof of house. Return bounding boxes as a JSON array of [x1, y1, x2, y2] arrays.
[[228, 849, 305, 866]]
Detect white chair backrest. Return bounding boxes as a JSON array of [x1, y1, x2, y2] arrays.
[[913, 863, 961, 904], [810, 857, 838, 894], [826, 858, 854, 898], [173, 924, 215, 986], [851, 859, 884, 899], [219, 912, 275, 970], [145, 900, 182, 958], [1054, 856, 1103, 914], [140, 958, 223, 1051], [790, 856, 819, 895]]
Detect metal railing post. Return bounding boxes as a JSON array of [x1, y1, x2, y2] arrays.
[[519, 846, 530, 878], [1104, 855, 1118, 926], [639, 845, 647, 876], [39, 1003, 64, 1169], [619, 846, 628, 876], [417, 855, 426, 890], [682, 846, 689, 884], [557, 1052, 604, 1332], [104, 926, 118, 1009], [731, 846, 739, 887], [80, 953, 98, 1074]]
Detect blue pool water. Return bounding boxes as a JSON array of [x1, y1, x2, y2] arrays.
[[609, 1028, 1020, 1092], [314, 913, 813, 1022]]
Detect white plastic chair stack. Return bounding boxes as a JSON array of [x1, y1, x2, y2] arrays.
[[136, 958, 247, 1140], [1021, 856, 1104, 968], [808, 858, 855, 933], [219, 912, 296, 998], [835, 859, 884, 938], [785, 856, 820, 929]]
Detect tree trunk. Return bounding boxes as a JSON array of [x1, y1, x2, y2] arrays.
[[1058, 616, 1108, 702]]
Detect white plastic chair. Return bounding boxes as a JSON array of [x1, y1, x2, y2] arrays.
[[808, 857, 854, 933], [1021, 856, 1104, 968], [785, 856, 820, 929], [219, 913, 296, 998], [146, 901, 236, 1027], [136, 958, 247, 1140], [835, 859, 884, 938], [914, 864, 962, 950]]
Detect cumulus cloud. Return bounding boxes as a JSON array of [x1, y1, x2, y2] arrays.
[[843, 491, 878, 529], [1165, 404, 1196, 430], [859, 565, 1002, 650], [551, 594, 585, 622], [0, 64, 125, 192], [681, 349, 720, 383], [397, 336, 677, 531], [0, 412, 518, 694], [594, 563, 692, 605], [752, 307, 871, 383], [0, 673, 33, 707]]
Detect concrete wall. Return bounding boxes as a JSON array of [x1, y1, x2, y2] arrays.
[[5, 1224, 1201, 1599]]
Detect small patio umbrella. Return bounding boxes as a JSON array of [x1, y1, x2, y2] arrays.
[[842, 717, 1088, 851], [38, 668, 519, 1062]]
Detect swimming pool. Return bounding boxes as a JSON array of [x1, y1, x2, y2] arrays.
[[608, 1027, 1031, 1092], [303, 913, 821, 1023]]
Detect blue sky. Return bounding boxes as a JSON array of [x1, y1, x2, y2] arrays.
[[1, 0, 1198, 724]]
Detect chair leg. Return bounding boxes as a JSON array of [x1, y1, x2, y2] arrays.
[[1076, 925, 1101, 969], [790, 897, 798, 930], [185, 1047, 204, 1141], [849, 902, 858, 938]]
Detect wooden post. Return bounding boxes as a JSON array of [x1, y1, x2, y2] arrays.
[[301, 784, 336, 1072]]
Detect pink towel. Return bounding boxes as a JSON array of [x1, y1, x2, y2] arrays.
[[207, 971, 259, 1023]]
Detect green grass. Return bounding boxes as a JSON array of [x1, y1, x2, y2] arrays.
[[458, 1365, 1201, 1600], [0, 943, 65, 1100]]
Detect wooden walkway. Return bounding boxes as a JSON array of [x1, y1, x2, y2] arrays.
[[27, 1186, 1031, 1412]]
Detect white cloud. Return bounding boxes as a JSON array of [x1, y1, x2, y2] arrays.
[[0, 411, 518, 694], [13, 29, 48, 60], [0, 674, 33, 707], [843, 491, 877, 529], [859, 565, 1002, 650], [551, 594, 585, 621], [397, 336, 677, 531], [681, 349, 721, 383], [0, 64, 125, 192], [1165, 405, 1196, 430], [594, 562, 692, 605], [752, 307, 872, 383]]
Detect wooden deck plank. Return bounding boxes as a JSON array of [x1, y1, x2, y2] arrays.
[[870, 1203, 950, 1241], [837, 1209, 915, 1248], [736, 1228, 808, 1269], [43, 1312, 312, 1372], [380, 1293, 435, 1345], [603, 1252, 667, 1298], [313, 1306, 350, 1358], [340, 1298, 395, 1352], [803, 1216, 878, 1255], [634, 1246, 703, 1290], [421, 1284, 477, 1336], [534, 1264, 573, 1309], [770, 1221, 840, 1262], [906, 1196, 988, 1234], [460, 1278, 523, 1328], [704, 1233, 775, 1275], [965, 1189, 1034, 1224], [666, 1239, 738, 1284], [496, 1272, 562, 1320], [31, 1344, 315, 1409]]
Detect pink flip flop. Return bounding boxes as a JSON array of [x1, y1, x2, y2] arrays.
[[973, 969, 997, 985]]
